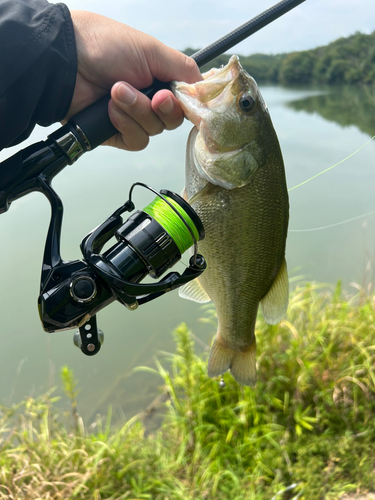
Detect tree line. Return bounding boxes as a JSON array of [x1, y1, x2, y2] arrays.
[[184, 30, 375, 85]]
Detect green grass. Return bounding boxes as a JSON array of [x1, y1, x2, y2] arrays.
[[1, 282, 375, 499]]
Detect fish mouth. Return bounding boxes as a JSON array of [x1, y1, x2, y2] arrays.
[[171, 55, 243, 128]]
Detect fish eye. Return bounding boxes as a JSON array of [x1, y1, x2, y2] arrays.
[[238, 93, 255, 113]]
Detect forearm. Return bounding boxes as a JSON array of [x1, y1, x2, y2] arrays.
[[0, 0, 77, 151]]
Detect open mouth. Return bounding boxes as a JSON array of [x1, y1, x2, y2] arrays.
[[172, 55, 243, 127]]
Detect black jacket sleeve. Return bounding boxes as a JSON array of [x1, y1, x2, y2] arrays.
[[0, 0, 77, 151]]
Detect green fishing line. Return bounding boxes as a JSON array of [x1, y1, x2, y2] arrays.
[[288, 134, 375, 192], [143, 195, 199, 254]]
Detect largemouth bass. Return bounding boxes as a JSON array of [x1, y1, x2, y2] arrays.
[[171, 55, 289, 386]]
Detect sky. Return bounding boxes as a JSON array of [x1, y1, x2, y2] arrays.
[[62, 0, 375, 55]]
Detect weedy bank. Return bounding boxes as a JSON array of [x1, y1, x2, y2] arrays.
[[1, 283, 375, 499]]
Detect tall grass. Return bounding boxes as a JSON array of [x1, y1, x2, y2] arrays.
[[1, 283, 375, 499]]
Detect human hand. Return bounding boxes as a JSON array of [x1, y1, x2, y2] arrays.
[[65, 11, 202, 151]]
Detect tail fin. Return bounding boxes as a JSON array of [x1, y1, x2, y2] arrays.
[[207, 335, 257, 386]]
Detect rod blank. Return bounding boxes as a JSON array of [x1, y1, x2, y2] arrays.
[[192, 0, 307, 67]]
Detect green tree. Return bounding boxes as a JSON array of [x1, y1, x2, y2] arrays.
[[183, 30, 375, 85], [326, 58, 351, 83], [279, 51, 316, 84]]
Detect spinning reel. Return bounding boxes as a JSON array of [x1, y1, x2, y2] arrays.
[[39, 182, 206, 356]]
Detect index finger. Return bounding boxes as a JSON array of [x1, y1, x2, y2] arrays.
[[146, 42, 203, 85]]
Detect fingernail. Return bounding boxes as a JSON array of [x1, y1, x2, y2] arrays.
[[116, 83, 136, 105], [157, 96, 174, 114]]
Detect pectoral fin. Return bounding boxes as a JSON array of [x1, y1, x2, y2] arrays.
[[178, 277, 211, 303], [261, 258, 289, 325], [188, 182, 212, 206]]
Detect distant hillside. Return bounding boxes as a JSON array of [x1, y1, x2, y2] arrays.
[[184, 31, 375, 85]]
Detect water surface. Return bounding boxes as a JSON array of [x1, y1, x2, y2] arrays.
[[0, 85, 374, 421]]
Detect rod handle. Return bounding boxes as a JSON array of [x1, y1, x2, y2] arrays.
[[69, 80, 170, 151]]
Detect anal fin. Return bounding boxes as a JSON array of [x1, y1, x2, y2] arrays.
[[261, 258, 289, 325], [230, 342, 257, 386]]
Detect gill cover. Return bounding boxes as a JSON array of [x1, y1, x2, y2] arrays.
[[172, 55, 268, 190]]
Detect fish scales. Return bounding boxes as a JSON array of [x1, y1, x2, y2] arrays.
[[192, 140, 288, 348], [172, 55, 289, 386]]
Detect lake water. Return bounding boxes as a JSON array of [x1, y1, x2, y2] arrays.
[[0, 85, 374, 422]]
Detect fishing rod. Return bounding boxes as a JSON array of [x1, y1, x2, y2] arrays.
[[0, 0, 306, 356]]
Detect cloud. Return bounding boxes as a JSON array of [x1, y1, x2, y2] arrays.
[[64, 0, 375, 54]]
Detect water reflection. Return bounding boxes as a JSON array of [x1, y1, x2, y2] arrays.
[[286, 85, 375, 137]]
